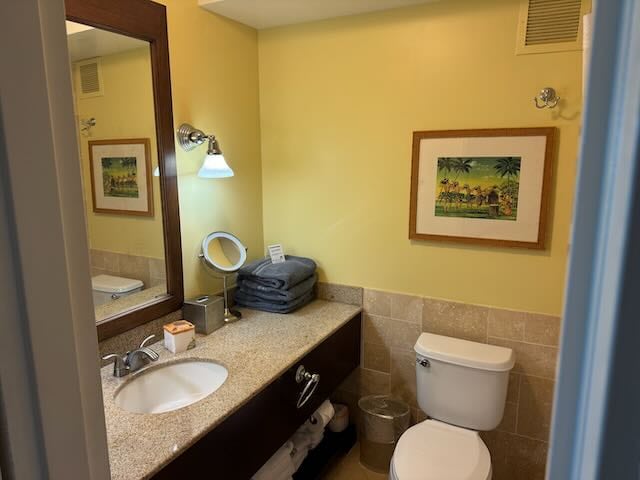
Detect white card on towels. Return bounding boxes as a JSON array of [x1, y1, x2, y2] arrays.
[[267, 244, 285, 264]]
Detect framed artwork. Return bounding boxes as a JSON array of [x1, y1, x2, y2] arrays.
[[88, 138, 154, 216], [409, 128, 556, 249]]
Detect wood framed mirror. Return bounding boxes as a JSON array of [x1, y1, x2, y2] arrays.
[[65, 0, 183, 341]]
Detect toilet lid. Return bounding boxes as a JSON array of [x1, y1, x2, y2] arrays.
[[92, 274, 144, 293], [392, 420, 491, 480]]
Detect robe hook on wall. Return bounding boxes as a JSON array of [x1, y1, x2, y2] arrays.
[[534, 87, 560, 109], [80, 117, 96, 136]]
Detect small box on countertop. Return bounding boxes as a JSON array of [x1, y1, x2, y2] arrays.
[[183, 294, 225, 335], [163, 320, 196, 353]]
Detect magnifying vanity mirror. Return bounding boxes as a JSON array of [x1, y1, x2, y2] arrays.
[[65, 0, 183, 340], [200, 232, 247, 323]]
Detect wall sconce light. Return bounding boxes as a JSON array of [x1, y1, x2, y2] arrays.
[[176, 123, 234, 178]]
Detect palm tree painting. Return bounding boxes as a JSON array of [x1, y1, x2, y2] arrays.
[[101, 157, 140, 198], [434, 156, 521, 220]]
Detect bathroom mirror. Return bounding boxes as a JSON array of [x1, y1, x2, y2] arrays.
[[66, 0, 183, 340], [202, 232, 248, 273], [201, 232, 247, 323]]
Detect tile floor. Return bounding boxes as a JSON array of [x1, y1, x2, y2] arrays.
[[323, 443, 388, 480]]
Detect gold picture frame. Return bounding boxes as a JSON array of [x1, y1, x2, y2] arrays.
[[409, 127, 556, 249], [88, 138, 154, 217]]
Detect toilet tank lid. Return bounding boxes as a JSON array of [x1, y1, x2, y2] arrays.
[[415, 333, 515, 372], [92, 274, 143, 293]]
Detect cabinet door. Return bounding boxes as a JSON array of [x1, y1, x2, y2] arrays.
[[284, 313, 361, 421], [152, 313, 361, 480]]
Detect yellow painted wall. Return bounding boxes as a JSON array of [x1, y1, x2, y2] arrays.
[[258, 0, 582, 315], [160, 0, 264, 298], [74, 47, 164, 259]]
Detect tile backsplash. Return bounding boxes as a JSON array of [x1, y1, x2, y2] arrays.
[[327, 286, 560, 480], [90, 249, 166, 289]]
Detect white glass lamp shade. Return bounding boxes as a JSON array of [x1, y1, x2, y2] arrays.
[[198, 153, 234, 178], [153, 166, 160, 177]]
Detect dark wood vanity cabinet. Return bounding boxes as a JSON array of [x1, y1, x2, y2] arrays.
[[152, 313, 361, 480]]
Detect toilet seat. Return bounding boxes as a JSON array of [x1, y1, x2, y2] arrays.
[[390, 420, 491, 480]]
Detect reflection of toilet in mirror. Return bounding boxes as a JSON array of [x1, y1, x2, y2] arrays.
[[200, 231, 247, 323], [88, 249, 168, 322], [92, 274, 143, 306]]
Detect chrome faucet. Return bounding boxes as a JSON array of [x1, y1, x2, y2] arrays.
[[102, 334, 159, 377]]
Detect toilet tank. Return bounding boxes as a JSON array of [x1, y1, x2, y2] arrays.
[[92, 274, 144, 307], [415, 333, 515, 431]]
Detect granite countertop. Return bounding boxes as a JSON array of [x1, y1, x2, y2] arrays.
[[95, 285, 168, 323], [101, 299, 361, 480]]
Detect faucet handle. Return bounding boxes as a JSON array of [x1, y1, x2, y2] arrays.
[[139, 334, 156, 348], [102, 353, 128, 377], [102, 353, 119, 362]]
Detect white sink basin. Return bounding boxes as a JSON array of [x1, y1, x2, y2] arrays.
[[114, 360, 228, 414]]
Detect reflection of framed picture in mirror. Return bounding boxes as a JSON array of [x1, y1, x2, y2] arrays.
[[88, 138, 153, 216], [409, 128, 555, 249]]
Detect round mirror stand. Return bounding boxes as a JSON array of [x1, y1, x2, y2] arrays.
[[200, 231, 248, 324], [221, 274, 241, 323]]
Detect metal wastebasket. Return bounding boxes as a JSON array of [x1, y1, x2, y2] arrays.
[[358, 395, 410, 473]]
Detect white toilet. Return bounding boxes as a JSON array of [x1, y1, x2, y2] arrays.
[[91, 274, 144, 306], [389, 332, 515, 480]]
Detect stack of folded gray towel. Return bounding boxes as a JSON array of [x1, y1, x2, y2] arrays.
[[234, 255, 317, 314]]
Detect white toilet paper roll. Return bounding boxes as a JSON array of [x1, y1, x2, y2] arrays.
[[311, 399, 335, 428]]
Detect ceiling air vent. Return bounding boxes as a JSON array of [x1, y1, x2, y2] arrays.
[[76, 58, 103, 98], [516, 0, 587, 55]]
